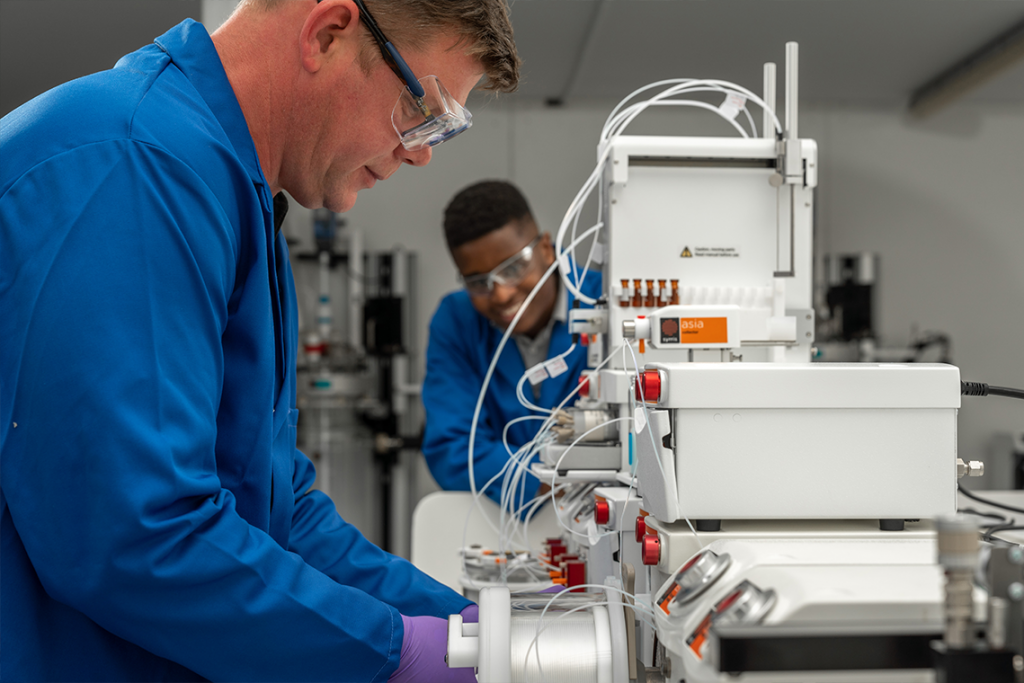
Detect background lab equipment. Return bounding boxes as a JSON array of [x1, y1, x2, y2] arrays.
[[291, 209, 422, 554]]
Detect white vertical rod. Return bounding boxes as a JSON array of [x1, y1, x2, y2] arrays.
[[317, 251, 331, 341], [763, 62, 776, 139], [785, 42, 799, 139], [347, 229, 363, 353], [390, 247, 408, 416], [391, 247, 407, 297]]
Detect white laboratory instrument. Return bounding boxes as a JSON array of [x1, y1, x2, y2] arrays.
[[441, 42, 990, 683]]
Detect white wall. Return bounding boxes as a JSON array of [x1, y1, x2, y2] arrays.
[[285, 97, 1024, 490], [806, 103, 1024, 486]]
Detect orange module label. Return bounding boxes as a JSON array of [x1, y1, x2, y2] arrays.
[[659, 317, 728, 344]]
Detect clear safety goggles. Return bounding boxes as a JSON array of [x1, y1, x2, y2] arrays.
[[326, 0, 473, 151], [461, 236, 540, 297], [393, 75, 472, 151]]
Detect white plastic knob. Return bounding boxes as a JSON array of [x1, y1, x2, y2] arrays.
[[446, 614, 479, 669], [634, 317, 651, 340]]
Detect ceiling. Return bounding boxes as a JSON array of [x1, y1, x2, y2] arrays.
[[504, 0, 1024, 107], [0, 0, 203, 116], [2, 0, 1022, 117]]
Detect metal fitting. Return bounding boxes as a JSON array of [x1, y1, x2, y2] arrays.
[[989, 596, 1008, 650], [936, 515, 980, 650], [956, 458, 985, 478]]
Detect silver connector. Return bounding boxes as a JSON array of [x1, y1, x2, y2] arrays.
[[957, 458, 985, 478], [622, 320, 636, 339]]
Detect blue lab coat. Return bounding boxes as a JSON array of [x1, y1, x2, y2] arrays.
[[0, 20, 468, 682], [422, 274, 603, 508]]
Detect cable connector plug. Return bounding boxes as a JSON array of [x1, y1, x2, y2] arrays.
[[961, 381, 1024, 400], [961, 381, 989, 396]]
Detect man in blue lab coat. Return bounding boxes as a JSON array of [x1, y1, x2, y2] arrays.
[[422, 180, 602, 509], [0, 1, 519, 680]]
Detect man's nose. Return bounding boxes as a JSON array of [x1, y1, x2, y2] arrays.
[[399, 143, 432, 167], [490, 282, 517, 304]]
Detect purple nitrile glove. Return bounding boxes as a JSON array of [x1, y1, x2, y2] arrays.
[[388, 614, 477, 683], [540, 584, 566, 593], [459, 604, 479, 623]]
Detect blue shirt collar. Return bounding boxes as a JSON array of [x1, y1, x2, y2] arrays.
[[154, 19, 269, 197]]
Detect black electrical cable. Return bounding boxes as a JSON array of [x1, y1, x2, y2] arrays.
[[961, 381, 1024, 400], [984, 525, 1024, 545], [958, 507, 1012, 528], [959, 484, 1024, 515]]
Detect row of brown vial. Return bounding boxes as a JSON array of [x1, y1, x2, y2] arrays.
[[619, 278, 681, 307]]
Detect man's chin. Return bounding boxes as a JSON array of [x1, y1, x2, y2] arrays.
[[487, 315, 513, 332], [325, 194, 357, 214], [494, 315, 535, 337], [322, 184, 360, 213]]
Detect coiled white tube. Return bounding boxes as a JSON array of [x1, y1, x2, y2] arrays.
[[510, 594, 613, 683], [510, 610, 604, 682]]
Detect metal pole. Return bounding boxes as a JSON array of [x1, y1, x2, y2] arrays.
[[347, 229, 363, 353], [763, 62, 776, 139], [785, 42, 799, 140]]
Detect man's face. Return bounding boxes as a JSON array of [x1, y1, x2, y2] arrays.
[[284, 32, 483, 212], [451, 220, 559, 337]]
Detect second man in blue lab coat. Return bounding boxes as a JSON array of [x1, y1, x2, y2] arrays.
[[422, 180, 602, 508]]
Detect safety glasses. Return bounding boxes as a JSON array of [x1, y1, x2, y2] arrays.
[[461, 237, 541, 297], [343, 0, 473, 150]]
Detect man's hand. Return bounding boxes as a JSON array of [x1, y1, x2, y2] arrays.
[[388, 614, 477, 682], [536, 483, 565, 498], [459, 604, 479, 623]]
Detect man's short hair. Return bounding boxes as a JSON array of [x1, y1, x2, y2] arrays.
[[245, 0, 520, 93], [444, 180, 533, 251]]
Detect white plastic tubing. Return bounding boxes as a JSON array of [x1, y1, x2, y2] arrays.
[[466, 225, 602, 520], [554, 78, 784, 307], [466, 76, 776, 547]]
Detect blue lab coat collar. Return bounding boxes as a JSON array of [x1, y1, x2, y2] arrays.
[[153, 20, 270, 198]]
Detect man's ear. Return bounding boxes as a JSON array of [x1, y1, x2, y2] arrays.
[[298, 0, 362, 74], [539, 232, 556, 264]]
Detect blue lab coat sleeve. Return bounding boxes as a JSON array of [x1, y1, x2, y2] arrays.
[[0, 141, 452, 682], [421, 295, 542, 508], [288, 447, 472, 619]]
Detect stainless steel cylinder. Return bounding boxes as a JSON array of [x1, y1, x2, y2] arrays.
[[936, 515, 980, 650], [990, 596, 1009, 650]]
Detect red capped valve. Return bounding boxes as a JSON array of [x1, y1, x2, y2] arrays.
[[594, 500, 610, 526], [635, 369, 662, 403], [578, 374, 591, 398], [642, 534, 661, 566], [635, 515, 647, 543]]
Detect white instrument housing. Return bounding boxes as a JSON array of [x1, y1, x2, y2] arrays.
[[634, 362, 961, 523]]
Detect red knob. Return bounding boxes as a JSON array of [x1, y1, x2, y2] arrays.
[[635, 369, 661, 403], [594, 500, 610, 526], [564, 560, 586, 592], [578, 374, 590, 398], [641, 534, 661, 566], [635, 515, 647, 543]]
